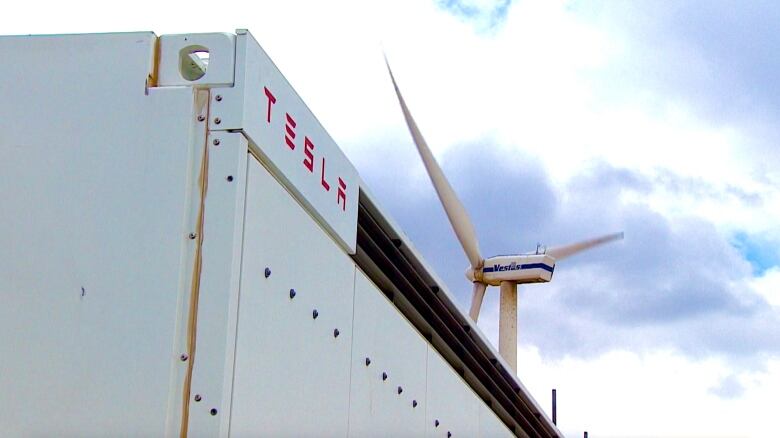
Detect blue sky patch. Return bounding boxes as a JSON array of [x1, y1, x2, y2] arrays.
[[437, 0, 512, 28], [731, 231, 779, 274]]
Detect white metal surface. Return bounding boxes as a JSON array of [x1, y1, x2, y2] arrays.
[[0, 32, 198, 435], [425, 347, 480, 437], [348, 269, 428, 436], [479, 404, 516, 438], [229, 157, 356, 437], [208, 31, 360, 254]]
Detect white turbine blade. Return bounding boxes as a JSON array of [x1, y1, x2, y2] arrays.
[[546, 232, 624, 261], [469, 282, 487, 322], [386, 60, 482, 268]]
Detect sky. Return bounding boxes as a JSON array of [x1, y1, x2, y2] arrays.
[[4, 0, 779, 436]]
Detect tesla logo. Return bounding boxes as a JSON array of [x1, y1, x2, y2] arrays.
[[263, 86, 348, 213]]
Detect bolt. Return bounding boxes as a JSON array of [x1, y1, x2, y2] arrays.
[[212, 139, 220, 146], [180, 354, 189, 361], [312, 309, 319, 319], [210, 408, 218, 416], [289, 289, 296, 299], [188, 232, 197, 240], [197, 115, 205, 122], [226, 175, 233, 182], [397, 386, 403, 394], [333, 328, 340, 338], [215, 95, 222, 102], [214, 117, 221, 125], [412, 400, 418, 408], [264, 267, 271, 278], [435, 420, 440, 427], [365, 357, 371, 366], [382, 372, 388, 381], [194, 394, 202, 402]]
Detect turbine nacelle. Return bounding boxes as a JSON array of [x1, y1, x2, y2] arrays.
[[465, 254, 556, 286]]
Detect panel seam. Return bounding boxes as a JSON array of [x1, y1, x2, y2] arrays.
[[225, 146, 252, 437], [180, 89, 211, 438]]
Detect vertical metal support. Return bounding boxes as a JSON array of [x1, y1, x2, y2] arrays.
[[584, 432, 588, 438], [498, 281, 517, 373], [552, 388, 557, 425]]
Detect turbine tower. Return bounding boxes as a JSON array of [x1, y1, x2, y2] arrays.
[[386, 61, 623, 372]]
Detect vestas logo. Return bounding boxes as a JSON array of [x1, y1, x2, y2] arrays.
[[494, 262, 521, 272]]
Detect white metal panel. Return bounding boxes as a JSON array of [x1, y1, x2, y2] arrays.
[[479, 403, 515, 438], [425, 348, 480, 438], [157, 33, 236, 87], [209, 30, 360, 254], [348, 269, 428, 437], [185, 132, 249, 437], [229, 157, 356, 437], [0, 33, 198, 436]]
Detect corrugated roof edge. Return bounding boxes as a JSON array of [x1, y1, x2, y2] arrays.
[[354, 185, 562, 437]]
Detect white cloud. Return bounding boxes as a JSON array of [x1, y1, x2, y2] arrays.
[[519, 346, 780, 438], [751, 268, 780, 307]]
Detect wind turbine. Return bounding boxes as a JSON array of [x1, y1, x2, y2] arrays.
[[386, 62, 623, 372]]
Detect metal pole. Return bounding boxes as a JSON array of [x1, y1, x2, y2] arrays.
[[584, 432, 588, 438], [552, 388, 557, 425], [498, 281, 518, 372]]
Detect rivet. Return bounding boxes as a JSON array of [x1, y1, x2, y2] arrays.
[[333, 328, 340, 338], [214, 117, 221, 125], [197, 115, 205, 122], [382, 372, 388, 381], [289, 289, 296, 299], [226, 175, 234, 182], [412, 400, 417, 408], [180, 354, 189, 361], [365, 357, 371, 366], [213, 139, 220, 146], [397, 386, 403, 394], [188, 232, 197, 240], [447, 431, 452, 437], [435, 420, 440, 427], [264, 267, 271, 278], [215, 95, 223, 102], [194, 394, 202, 402], [312, 309, 319, 319], [210, 408, 218, 416]]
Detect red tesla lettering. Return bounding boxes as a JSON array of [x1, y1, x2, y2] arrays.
[[337, 178, 347, 211], [320, 157, 330, 191], [285, 113, 296, 150], [261, 86, 347, 214], [303, 137, 315, 172], [264, 87, 276, 123]]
